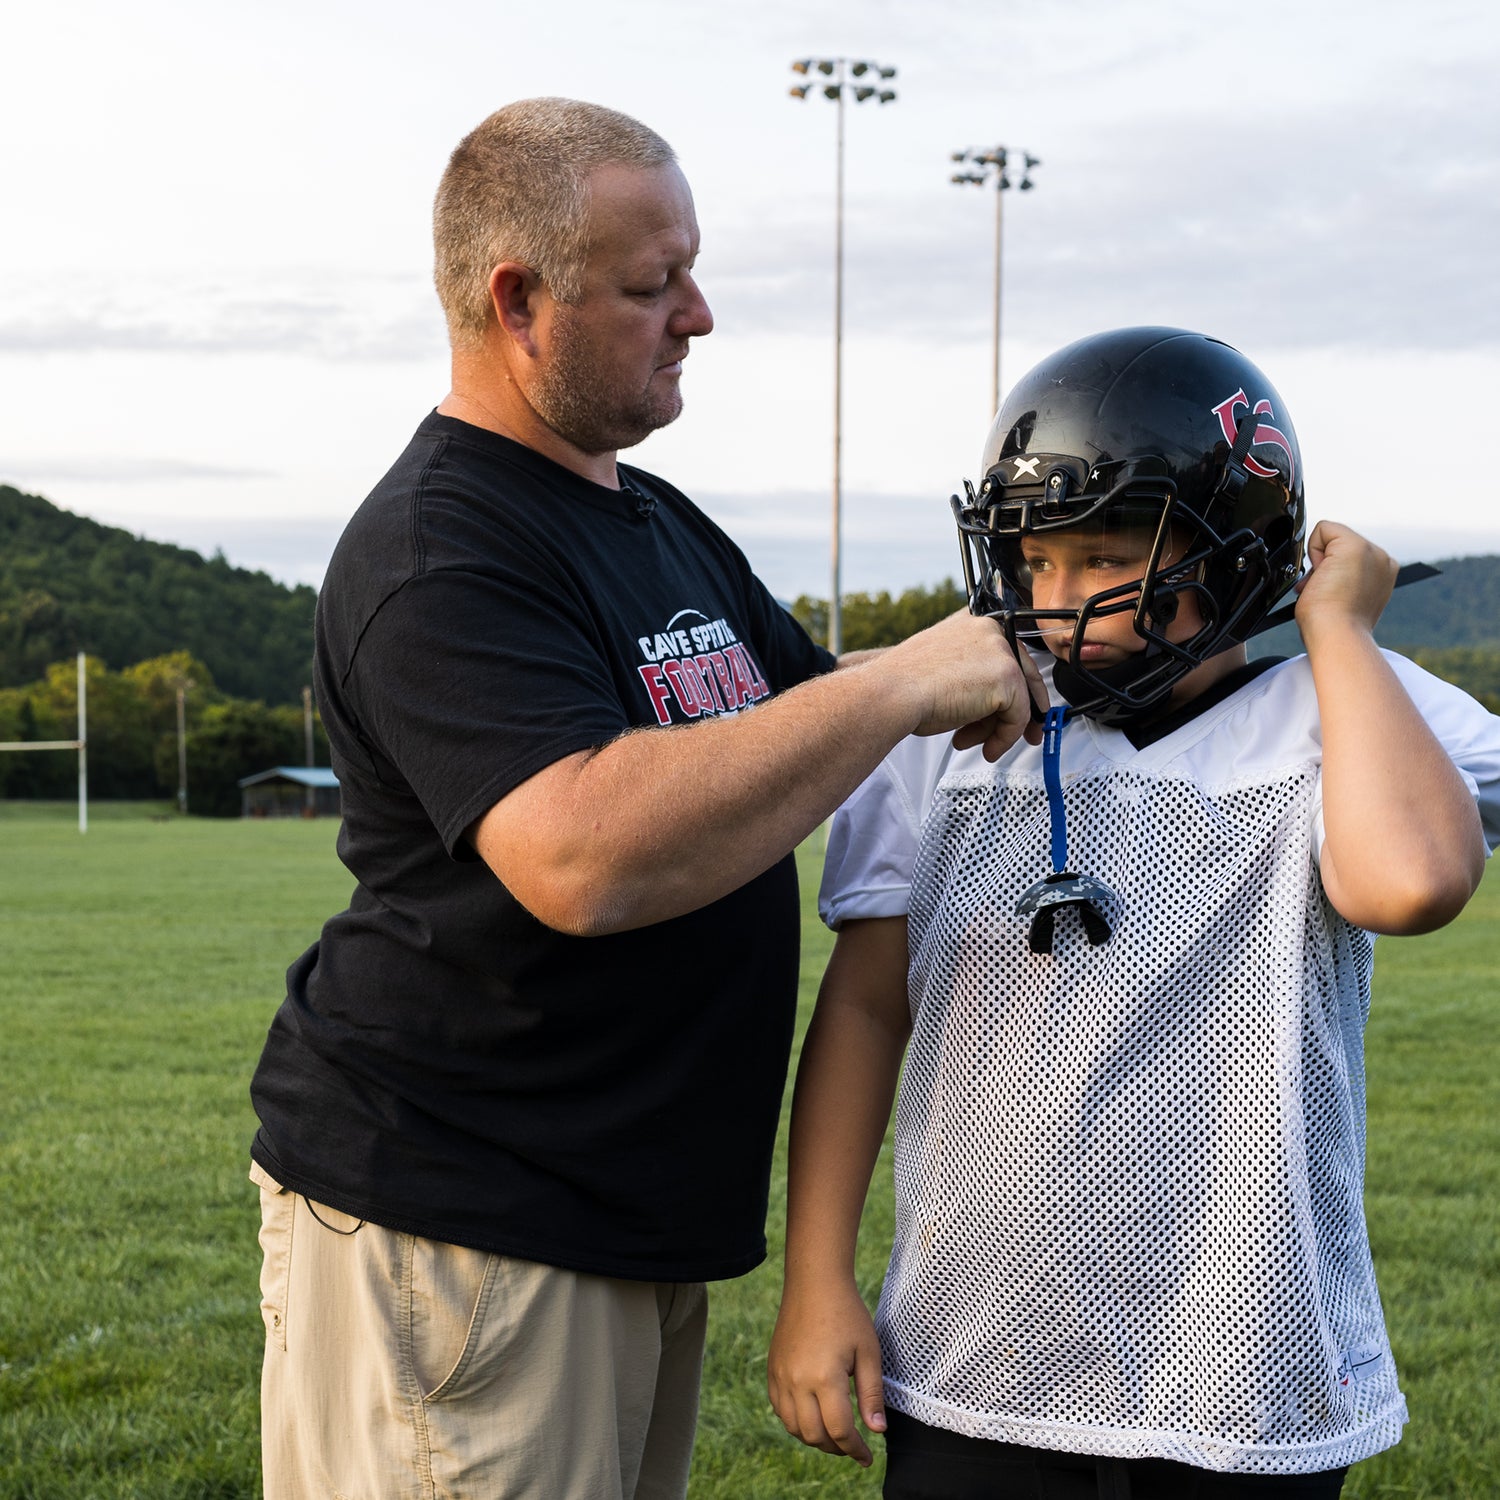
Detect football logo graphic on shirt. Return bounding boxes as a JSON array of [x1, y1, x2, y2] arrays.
[[1209, 389, 1297, 485], [635, 609, 771, 726]]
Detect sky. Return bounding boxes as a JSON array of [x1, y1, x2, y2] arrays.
[[2, 0, 1497, 602]]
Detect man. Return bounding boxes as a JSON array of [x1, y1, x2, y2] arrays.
[[249, 97, 1040, 1500]]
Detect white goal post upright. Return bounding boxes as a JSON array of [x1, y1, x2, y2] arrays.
[[0, 651, 88, 832]]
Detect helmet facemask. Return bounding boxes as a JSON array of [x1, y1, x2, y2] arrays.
[[953, 455, 1280, 726], [952, 328, 1307, 728]]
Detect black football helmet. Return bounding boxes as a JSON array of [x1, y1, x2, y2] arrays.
[[952, 326, 1306, 725]]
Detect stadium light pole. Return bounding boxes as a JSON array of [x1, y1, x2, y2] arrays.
[[951, 145, 1040, 419], [790, 56, 897, 656]]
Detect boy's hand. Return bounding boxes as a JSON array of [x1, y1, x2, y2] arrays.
[[767, 1279, 887, 1468], [1293, 520, 1399, 641]]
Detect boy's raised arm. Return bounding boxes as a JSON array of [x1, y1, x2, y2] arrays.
[[1299, 520, 1487, 934], [768, 915, 913, 1469]]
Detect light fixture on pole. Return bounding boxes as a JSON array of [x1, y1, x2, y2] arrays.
[[950, 145, 1040, 420], [790, 56, 897, 656]]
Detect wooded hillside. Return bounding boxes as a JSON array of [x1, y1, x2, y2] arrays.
[[0, 485, 317, 703], [2, 484, 1498, 813]]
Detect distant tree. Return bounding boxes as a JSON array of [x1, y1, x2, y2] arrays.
[[0, 650, 330, 810], [1378, 555, 1500, 650], [169, 700, 306, 817], [1405, 646, 1500, 715], [121, 650, 217, 709], [789, 595, 828, 647], [0, 696, 68, 798], [791, 579, 969, 651]]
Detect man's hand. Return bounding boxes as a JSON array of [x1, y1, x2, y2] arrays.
[[767, 1278, 887, 1468], [870, 609, 1047, 756]]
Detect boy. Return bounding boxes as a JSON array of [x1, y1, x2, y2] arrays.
[[766, 328, 1500, 1498]]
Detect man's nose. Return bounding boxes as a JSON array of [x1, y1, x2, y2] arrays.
[[673, 274, 714, 338]]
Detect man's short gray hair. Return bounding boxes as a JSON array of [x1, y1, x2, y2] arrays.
[[433, 97, 677, 351]]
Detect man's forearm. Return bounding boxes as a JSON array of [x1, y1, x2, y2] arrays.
[[470, 611, 1040, 934], [473, 657, 938, 935]]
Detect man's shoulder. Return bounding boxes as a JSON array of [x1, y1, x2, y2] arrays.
[[331, 415, 573, 577], [368, 411, 566, 516]]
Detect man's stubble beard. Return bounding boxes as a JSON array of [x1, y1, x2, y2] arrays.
[[530, 305, 684, 458]]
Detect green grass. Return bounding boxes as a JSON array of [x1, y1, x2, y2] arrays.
[[0, 806, 352, 1499], [0, 802, 1494, 1497]]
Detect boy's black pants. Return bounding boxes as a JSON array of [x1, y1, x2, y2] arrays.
[[882, 1411, 1349, 1500]]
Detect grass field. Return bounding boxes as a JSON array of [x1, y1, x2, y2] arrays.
[[0, 801, 1495, 1498]]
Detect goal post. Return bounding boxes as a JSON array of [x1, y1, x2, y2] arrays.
[[0, 651, 88, 832]]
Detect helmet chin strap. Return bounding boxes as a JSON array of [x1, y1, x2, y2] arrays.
[[1050, 655, 1174, 729], [1251, 560, 1440, 637]]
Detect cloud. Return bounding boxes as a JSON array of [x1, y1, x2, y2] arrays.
[[2, 7, 1493, 368], [0, 271, 446, 361], [2, 457, 274, 484], [701, 23, 1500, 356], [704, 92, 1500, 355]]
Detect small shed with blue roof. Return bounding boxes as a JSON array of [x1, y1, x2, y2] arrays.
[[238, 766, 341, 819]]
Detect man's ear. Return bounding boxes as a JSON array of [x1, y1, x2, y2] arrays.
[[488, 262, 544, 354]]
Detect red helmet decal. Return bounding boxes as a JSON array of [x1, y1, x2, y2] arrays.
[[1210, 389, 1296, 486]]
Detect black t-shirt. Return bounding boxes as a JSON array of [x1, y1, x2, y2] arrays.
[[249, 413, 835, 1281]]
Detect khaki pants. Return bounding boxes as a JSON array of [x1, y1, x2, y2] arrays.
[[253, 1162, 707, 1500]]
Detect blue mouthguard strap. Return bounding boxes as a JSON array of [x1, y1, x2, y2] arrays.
[[1042, 705, 1068, 874]]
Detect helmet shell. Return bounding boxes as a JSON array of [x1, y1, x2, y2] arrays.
[[955, 327, 1307, 724], [980, 326, 1303, 575]]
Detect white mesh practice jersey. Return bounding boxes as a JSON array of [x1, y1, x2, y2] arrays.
[[820, 652, 1500, 1475]]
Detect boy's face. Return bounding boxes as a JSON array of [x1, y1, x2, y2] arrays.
[[1015, 514, 1203, 665]]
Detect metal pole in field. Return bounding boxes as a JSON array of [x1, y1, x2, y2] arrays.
[[303, 685, 315, 815], [77, 651, 87, 835], [789, 55, 898, 656], [176, 684, 188, 816]]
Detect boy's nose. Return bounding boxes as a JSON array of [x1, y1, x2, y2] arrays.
[[1048, 568, 1090, 609]]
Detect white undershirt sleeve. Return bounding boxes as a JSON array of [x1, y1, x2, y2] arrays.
[[819, 734, 963, 929]]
